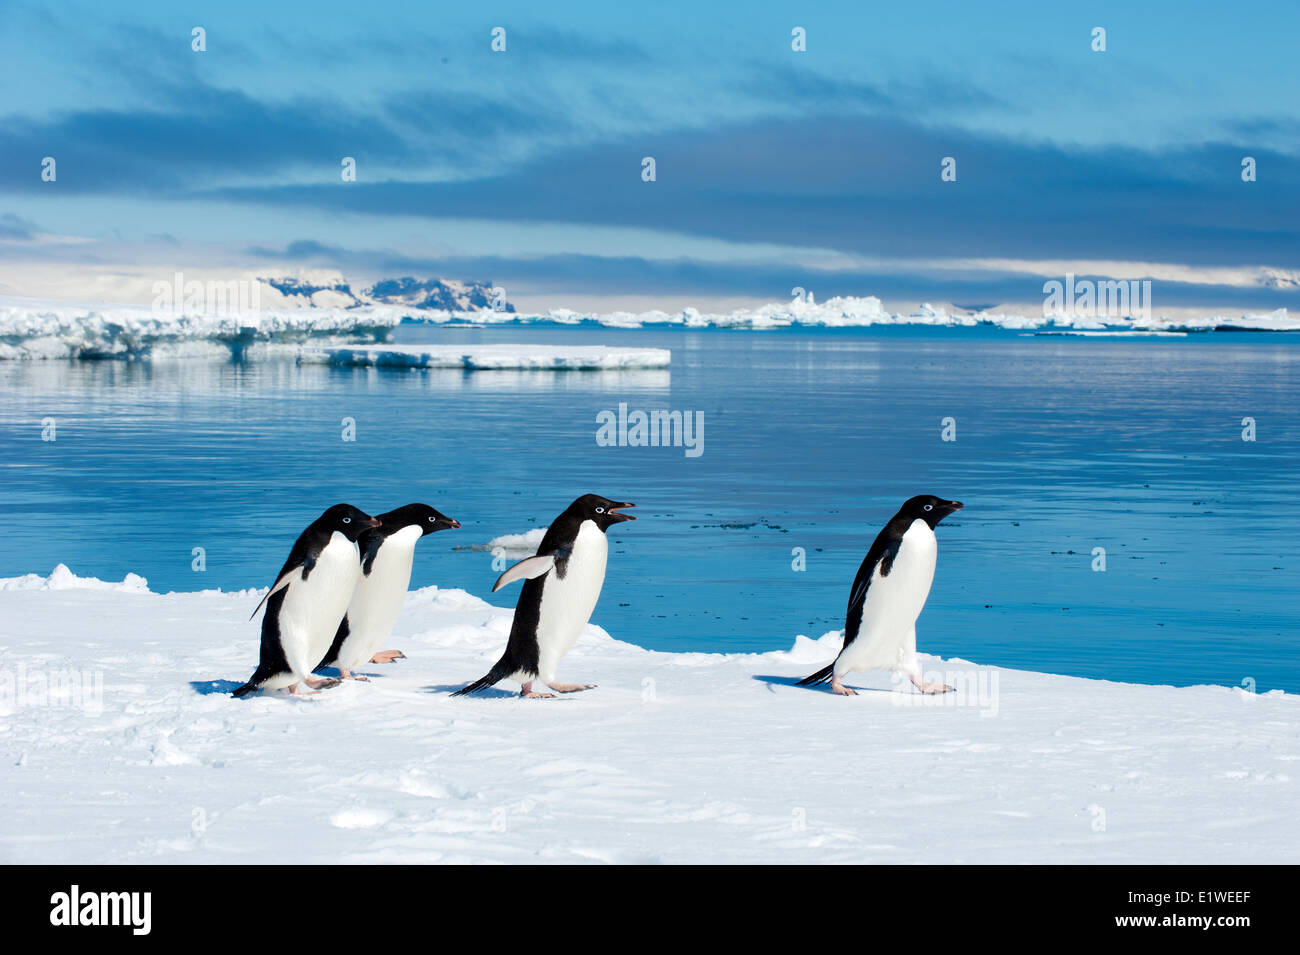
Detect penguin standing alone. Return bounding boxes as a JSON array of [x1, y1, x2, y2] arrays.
[[316, 502, 461, 680], [798, 495, 963, 696], [233, 503, 379, 697], [454, 494, 636, 699]]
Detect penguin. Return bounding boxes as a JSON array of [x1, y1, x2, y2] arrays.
[[232, 503, 380, 697], [316, 502, 461, 681], [798, 495, 963, 696], [453, 494, 636, 699]]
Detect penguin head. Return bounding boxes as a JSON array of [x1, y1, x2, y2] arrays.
[[378, 502, 462, 536], [902, 494, 963, 528], [569, 494, 637, 531], [320, 503, 382, 542]]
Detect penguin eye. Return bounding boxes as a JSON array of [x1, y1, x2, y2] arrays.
[[595, 506, 606, 514], [428, 515, 435, 522], [343, 517, 352, 523], [923, 504, 933, 512]]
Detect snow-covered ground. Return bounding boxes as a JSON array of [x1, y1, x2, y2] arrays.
[[299, 344, 671, 370], [2, 294, 1295, 360], [1, 567, 1295, 864]]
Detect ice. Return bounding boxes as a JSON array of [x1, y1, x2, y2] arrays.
[[1, 565, 1295, 864], [298, 344, 672, 370], [2, 293, 1294, 361], [453, 528, 549, 556]]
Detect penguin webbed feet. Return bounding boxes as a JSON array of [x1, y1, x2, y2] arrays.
[[545, 681, 595, 694], [369, 650, 406, 664], [830, 675, 857, 696], [519, 681, 555, 699], [909, 674, 955, 694], [289, 676, 341, 695]]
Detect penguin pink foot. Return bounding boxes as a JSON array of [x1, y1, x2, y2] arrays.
[[519, 681, 555, 699], [369, 650, 405, 663], [290, 676, 341, 695], [338, 669, 369, 682], [910, 674, 955, 694], [546, 682, 594, 693], [830, 676, 857, 696]]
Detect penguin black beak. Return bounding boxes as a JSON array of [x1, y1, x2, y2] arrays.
[[443, 518, 461, 529], [947, 501, 963, 511], [608, 503, 637, 522], [365, 516, 382, 528]]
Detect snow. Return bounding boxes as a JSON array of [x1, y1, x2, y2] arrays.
[[1, 566, 1296, 864], [298, 344, 672, 370], [3, 293, 1295, 360]]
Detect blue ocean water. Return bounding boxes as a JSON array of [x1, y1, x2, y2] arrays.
[[1, 325, 1296, 692]]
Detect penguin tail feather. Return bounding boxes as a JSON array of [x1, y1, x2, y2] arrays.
[[451, 660, 512, 697], [796, 664, 835, 686], [231, 680, 258, 698]]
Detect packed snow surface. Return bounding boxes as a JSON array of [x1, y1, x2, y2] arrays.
[[299, 344, 671, 370], [1, 566, 1295, 864]]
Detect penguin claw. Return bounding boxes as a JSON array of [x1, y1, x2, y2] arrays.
[[520, 690, 555, 699], [369, 650, 406, 664]]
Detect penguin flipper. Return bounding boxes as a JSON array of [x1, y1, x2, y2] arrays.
[[491, 554, 555, 592], [248, 567, 301, 620], [796, 664, 835, 686]]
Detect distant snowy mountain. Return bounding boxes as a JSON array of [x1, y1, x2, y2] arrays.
[[259, 273, 514, 312]]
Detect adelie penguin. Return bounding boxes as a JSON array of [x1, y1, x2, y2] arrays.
[[315, 503, 461, 681], [233, 503, 380, 697], [454, 494, 636, 699], [798, 495, 963, 696]]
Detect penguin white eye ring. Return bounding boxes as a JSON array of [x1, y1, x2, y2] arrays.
[[595, 506, 606, 513], [923, 504, 933, 511], [343, 517, 352, 523]]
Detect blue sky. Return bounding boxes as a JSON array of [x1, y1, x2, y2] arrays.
[[1, 0, 1296, 311]]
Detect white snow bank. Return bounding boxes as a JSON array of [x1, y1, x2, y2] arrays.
[[0, 563, 148, 593], [298, 344, 671, 370], [0, 567, 1295, 864]]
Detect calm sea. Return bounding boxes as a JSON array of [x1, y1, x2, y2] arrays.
[[2, 324, 1296, 692]]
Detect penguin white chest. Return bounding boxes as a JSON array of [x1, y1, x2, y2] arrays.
[[534, 520, 608, 680], [337, 526, 419, 669], [838, 519, 938, 674], [279, 531, 361, 678]]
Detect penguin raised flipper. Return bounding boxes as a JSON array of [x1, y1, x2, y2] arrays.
[[797, 495, 962, 697], [315, 503, 461, 681], [232, 504, 379, 697], [454, 495, 635, 699]]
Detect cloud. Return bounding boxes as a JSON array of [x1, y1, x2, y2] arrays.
[[197, 113, 1299, 269], [0, 213, 38, 240]]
